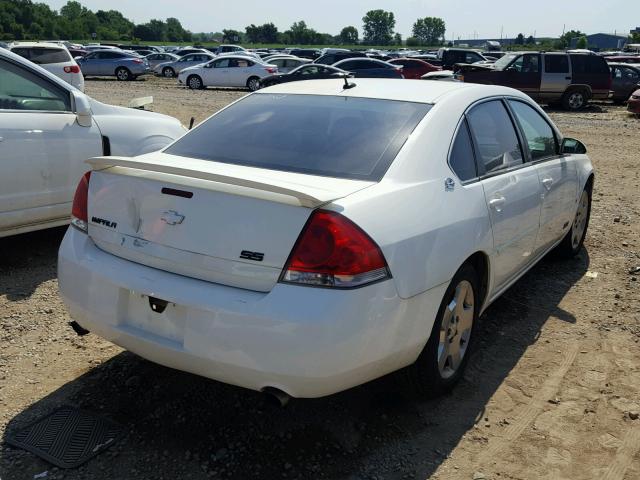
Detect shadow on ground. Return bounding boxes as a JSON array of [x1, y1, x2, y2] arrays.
[[1, 248, 589, 480], [0, 227, 66, 300]]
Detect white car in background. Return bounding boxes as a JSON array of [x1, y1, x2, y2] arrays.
[[10, 42, 85, 91], [0, 48, 186, 238], [265, 56, 311, 73], [179, 55, 277, 91], [58, 79, 593, 401]]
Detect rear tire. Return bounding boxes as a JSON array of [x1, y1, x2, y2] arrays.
[[163, 67, 175, 78], [562, 89, 588, 111], [115, 67, 131, 81], [555, 186, 592, 258], [247, 76, 261, 91], [187, 75, 203, 90], [400, 263, 480, 398]]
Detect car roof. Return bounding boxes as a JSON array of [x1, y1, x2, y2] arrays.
[[10, 42, 66, 49], [257, 78, 527, 104]]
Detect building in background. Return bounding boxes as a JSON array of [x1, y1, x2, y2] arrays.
[[570, 33, 629, 50]]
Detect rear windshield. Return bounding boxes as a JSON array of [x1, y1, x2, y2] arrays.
[[13, 47, 71, 64], [165, 93, 431, 181]]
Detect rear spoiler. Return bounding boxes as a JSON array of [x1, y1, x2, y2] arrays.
[[86, 156, 365, 208]]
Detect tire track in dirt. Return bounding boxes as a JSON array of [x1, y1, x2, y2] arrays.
[[601, 427, 640, 480], [476, 344, 579, 465]]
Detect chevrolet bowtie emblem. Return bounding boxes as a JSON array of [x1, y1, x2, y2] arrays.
[[160, 210, 185, 226]]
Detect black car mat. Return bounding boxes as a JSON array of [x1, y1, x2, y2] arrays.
[[5, 406, 125, 469]]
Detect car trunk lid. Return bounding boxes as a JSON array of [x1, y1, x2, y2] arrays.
[[86, 154, 374, 292]]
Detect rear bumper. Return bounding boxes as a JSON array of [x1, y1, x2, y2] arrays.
[[58, 228, 446, 397]]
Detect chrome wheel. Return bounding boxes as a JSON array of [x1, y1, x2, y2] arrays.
[[116, 68, 130, 81], [438, 280, 474, 379], [163, 68, 175, 78], [247, 77, 260, 91], [568, 91, 585, 110], [572, 190, 589, 249], [188, 76, 202, 89]]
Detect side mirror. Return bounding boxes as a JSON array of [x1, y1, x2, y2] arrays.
[[72, 90, 92, 127], [561, 137, 587, 154]]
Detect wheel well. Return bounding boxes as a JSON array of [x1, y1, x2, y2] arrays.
[[115, 66, 130, 74], [465, 252, 489, 309], [564, 84, 592, 99], [585, 174, 595, 193]]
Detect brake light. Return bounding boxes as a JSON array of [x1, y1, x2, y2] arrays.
[[280, 210, 390, 288], [71, 171, 91, 232], [132, 58, 144, 64], [265, 67, 276, 74], [64, 65, 80, 74]]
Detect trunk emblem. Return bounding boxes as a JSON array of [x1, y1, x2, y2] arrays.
[[160, 210, 185, 226]]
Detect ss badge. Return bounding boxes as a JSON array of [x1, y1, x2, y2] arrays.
[[240, 250, 264, 262]]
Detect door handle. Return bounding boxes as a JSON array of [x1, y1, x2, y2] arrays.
[[489, 195, 506, 212], [541, 177, 554, 191], [565, 76, 572, 80]]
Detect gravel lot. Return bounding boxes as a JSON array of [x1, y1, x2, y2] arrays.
[[1, 76, 639, 480]]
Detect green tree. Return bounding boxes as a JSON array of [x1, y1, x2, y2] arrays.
[[393, 32, 402, 46], [406, 36, 419, 47], [412, 16, 445, 46], [526, 35, 535, 45], [339, 26, 358, 44], [576, 36, 588, 49], [166, 17, 190, 42], [557, 29, 584, 48], [222, 28, 242, 43], [362, 9, 395, 45], [515, 33, 524, 45], [245, 22, 278, 43]]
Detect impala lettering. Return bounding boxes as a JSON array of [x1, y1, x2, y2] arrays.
[[91, 216, 117, 229]]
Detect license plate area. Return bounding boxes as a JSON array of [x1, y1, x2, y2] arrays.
[[122, 291, 185, 344]]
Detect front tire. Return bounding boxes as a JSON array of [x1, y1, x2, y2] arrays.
[[187, 75, 203, 90], [555, 186, 592, 258], [247, 76, 261, 91], [401, 263, 480, 398], [115, 67, 131, 81], [163, 67, 175, 78]]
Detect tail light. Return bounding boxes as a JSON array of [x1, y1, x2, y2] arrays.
[[265, 67, 277, 74], [64, 65, 80, 74], [280, 210, 390, 288], [132, 58, 144, 64], [71, 171, 91, 232]]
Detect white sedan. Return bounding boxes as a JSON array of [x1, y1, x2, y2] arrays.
[[58, 79, 593, 400], [0, 48, 186, 238], [178, 55, 277, 91]]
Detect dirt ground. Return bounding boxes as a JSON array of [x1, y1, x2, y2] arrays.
[[1, 76, 639, 480]]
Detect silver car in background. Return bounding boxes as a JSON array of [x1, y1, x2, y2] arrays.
[[77, 49, 151, 81], [264, 56, 311, 73], [154, 52, 215, 78], [145, 52, 180, 69]]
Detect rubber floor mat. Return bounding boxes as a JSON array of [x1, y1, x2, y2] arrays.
[[6, 406, 124, 468]]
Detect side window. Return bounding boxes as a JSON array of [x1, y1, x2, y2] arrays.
[[214, 59, 230, 68], [523, 54, 540, 73], [544, 55, 569, 73], [0, 59, 71, 112], [466, 100, 523, 174], [508, 101, 557, 160], [611, 66, 621, 79], [449, 119, 477, 181], [466, 52, 482, 63], [339, 61, 356, 70], [624, 67, 639, 81]]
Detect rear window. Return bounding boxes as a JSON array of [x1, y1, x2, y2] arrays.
[[165, 94, 431, 181], [570, 55, 610, 74], [12, 47, 71, 64]]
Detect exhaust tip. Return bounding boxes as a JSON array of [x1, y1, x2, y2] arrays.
[[68, 321, 90, 336], [262, 387, 291, 408]]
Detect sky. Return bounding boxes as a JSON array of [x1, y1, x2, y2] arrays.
[[44, 0, 635, 40]]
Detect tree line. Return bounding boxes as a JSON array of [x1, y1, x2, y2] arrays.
[[0, 1, 449, 46]]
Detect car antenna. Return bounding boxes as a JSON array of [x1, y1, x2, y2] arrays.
[[342, 75, 356, 89]]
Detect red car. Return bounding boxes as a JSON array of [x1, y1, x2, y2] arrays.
[[389, 58, 441, 79], [628, 88, 640, 114]]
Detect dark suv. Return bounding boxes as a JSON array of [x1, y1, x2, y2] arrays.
[[456, 52, 611, 110]]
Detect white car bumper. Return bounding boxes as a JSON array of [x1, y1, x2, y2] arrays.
[[58, 227, 446, 397]]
